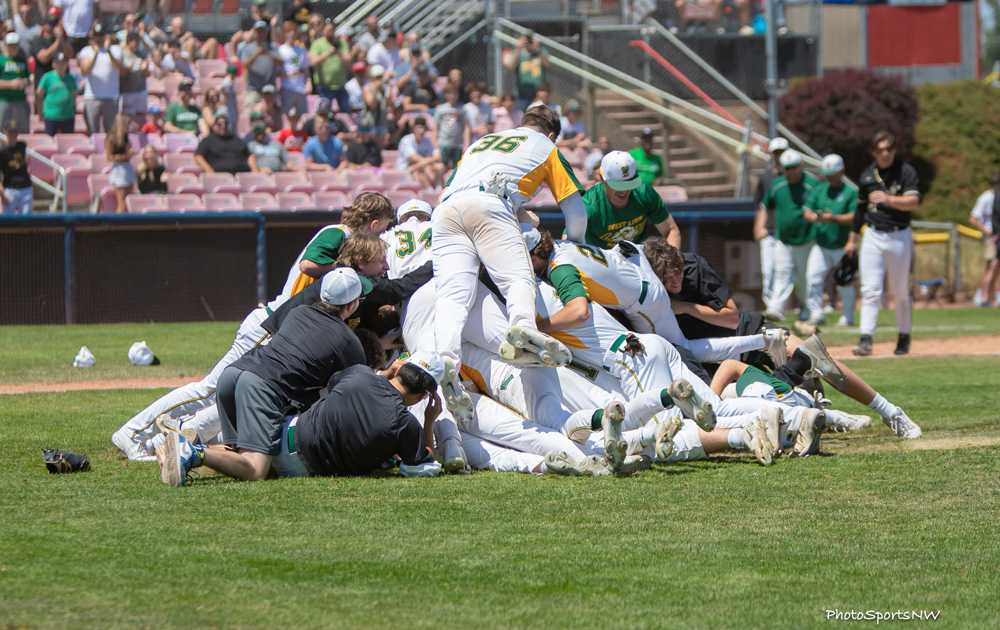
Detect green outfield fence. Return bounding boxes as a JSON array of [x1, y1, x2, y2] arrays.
[[0, 201, 755, 325]]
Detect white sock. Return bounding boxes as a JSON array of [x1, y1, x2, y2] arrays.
[[727, 428, 749, 450], [637, 419, 659, 448], [868, 393, 898, 419]]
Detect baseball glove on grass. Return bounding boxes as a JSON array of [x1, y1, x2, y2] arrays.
[[42, 449, 91, 474]]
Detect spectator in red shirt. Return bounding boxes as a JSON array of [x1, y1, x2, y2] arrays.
[[275, 106, 308, 152]]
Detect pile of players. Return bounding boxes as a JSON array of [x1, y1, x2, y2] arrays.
[[109, 106, 921, 486]]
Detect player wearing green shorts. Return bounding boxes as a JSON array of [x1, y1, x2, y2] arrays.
[[582, 150, 680, 249]]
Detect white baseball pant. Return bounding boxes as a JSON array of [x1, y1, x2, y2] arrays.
[[116, 306, 270, 444], [461, 392, 587, 459], [460, 431, 545, 473], [859, 227, 912, 337], [431, 190, 538, 362], [806, 244, 856, 324], [626, 298, 767, 363], [771, 240, 813, 320], [759, 234, 778, 313]]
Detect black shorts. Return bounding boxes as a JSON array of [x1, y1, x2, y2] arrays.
[[440, 146, 462, 169]]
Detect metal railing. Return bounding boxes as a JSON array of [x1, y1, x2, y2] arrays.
[[495, 19, 795, 168], [25, 147, 68, 214]]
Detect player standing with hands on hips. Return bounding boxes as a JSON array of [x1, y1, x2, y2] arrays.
[[431, 105, 587, 418], [846, 131, 920, 357]]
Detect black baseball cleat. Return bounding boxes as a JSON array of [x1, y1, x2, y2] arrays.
[[894, 333, 911, 356], [852, 335, 873, 357]]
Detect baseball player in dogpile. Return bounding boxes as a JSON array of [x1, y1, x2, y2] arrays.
[[134, 127, 923, 486]]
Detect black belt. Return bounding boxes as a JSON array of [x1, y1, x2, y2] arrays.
[[866, 222, 909, 233]]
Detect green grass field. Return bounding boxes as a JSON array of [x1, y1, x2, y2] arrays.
[[1, 312, 999, 628]]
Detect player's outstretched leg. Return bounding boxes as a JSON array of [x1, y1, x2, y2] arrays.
[[499, 325, 572, 368], [668, 379, 717, 431]]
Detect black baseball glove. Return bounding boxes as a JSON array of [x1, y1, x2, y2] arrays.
[[833, 252, 858, 286], [42, 449, 91, 474]]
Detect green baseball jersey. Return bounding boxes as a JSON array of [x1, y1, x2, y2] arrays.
[[282, 224, 351, 298], [764, 172, 819, 246], [37, 70, 77, 121], [166, 102, 202, 133], [736, 365, 791, 397], [628, 147, 664, 186], [0, 55, 29, 102], [805, 181, 857, 249], [582, 182, 670, 248]]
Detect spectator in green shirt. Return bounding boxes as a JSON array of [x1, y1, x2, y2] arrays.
[[761, 149, 818, 322], [581, 150, 681, 249], [309, 21, 351, 113], [504, 34, 548, 111], [628, 127, 665, 186], [35, 52, 77, 135], [164, 80, 207, 136], [0, 32, 31, 133], [803, 153, 857, 326]]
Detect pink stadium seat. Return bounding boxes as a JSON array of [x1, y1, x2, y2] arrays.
[[164, 133, 198, 153], [201, 172, 241, 194], [147, 77, 166, 96], [52, 154, 92, 206], [386, 190, 413, 209], [286, 152, 306, 171], [237, 173, 278, 194], [23, 134, 57, 154], [167, 173, 205, 194], [382, 150, 399, 166], [345, 170, 377, 191], [56, 133, 93, 155], [307, 171, 350, 193], [166, 193, 205, 211], [164, 153, 202, 174], [276, 192, 315, 210], [239, 192, 278, 210], [197, 59, 227, 78], [126, 194, 169, 213], [420, 190, 440, 207], [655, 185, 688, 203], [380, 170, 421, 193], [87, 174, 117, 212], [89, 153, 110, 173], [203, 193, 241, 211], [313, 191, 348, 210], [274, 171, 312, 193]]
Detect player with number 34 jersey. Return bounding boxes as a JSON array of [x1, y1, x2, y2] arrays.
[[382, 199, 434, 280]]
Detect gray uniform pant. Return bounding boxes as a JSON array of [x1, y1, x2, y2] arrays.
[[216, 365, 289, 456]]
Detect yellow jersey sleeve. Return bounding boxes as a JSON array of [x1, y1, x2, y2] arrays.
[[518, 148, 583, 202]]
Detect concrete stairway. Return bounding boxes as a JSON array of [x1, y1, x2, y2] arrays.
[[592, 90, 736, 199]]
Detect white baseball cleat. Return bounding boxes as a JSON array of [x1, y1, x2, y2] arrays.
[[654, 415, 683, 462], [544, 452, 612, 477], [793, 408, 825, 457], [112, 428, 156, 462], [441, 357, 474, 425], [884, 410, 922, 439], [824, 410, 871, 432], [438, 438, 470, 474], [601, 400, 628, 472], [797, 334, 848, 389], [668, 379, 716, 431], [748, 407, 781, 466], [762, 327, 788, 368], [155, 413, 199, 442], [499, 325, 572, 368]]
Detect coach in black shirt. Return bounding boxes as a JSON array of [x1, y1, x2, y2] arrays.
[[845, 130, 920, 357], [208, 267, 369, 481], [294, 355, 442, 476]]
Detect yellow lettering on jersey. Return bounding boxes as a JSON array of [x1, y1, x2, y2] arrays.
[[605, 216, 645, 232]]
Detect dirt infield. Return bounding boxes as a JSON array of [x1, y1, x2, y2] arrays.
[[0, 376, 200, 396], [827, 334, 1000, 360]]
